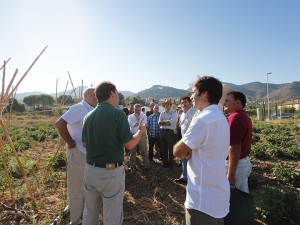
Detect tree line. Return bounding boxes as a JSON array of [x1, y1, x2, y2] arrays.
[[5, 94, 76, 113]]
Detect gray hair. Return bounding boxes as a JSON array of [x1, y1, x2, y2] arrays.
[[83, 87, 95, 100]]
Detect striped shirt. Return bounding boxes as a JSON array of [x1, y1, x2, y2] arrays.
[[148, 113, 160, 138]]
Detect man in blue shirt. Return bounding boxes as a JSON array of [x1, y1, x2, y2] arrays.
[[148, 104, 161, 162]]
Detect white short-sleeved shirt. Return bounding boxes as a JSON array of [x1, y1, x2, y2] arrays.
[[128, 113, 147, 134], [180, 107, 198, 136], [61, 100, 94, 154], [182, 105, 230, 218]]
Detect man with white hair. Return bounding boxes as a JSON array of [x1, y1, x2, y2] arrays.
[[56, 87, 97, 225], [128, 104, 150, 170]]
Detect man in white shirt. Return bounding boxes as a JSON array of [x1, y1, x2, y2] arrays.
[[158, 99, 177, 169], [174, 96, 197, 184], [56, 88, 97, 225], [174, 76, 230, 225], [128, 104, 150, 171]]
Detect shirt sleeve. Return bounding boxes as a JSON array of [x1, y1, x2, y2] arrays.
[[182, 117, 207, 151], [228, 114, 243, 146], [128, 114, 136, 128], [170, 110, 178, 125], [119, 113, 133, 144], [141, 114, 147, 125], [61, 104, 84, 125]]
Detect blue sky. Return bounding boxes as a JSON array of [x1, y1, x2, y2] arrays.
[[1, 0, 299, 94]]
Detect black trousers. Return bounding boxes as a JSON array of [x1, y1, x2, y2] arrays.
[[160, 129, 176, 167], [148, 136, 161, 161]]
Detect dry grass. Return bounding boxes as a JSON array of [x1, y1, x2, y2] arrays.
[[1, 117, 299, 224]]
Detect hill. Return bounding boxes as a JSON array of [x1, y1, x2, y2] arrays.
[[119, 90, 136, 98], [224, 82, 289, 99], [133, 85, 190, 99], [269, 81, 300, 99], [13, 81, 300, 101]]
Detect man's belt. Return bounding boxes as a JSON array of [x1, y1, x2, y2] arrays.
[[87, 162, 123, 168]]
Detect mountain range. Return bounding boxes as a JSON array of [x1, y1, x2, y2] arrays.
[[14, 81, 300, 101]]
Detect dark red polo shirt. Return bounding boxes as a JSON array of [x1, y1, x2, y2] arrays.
[[227, 110, 252, 159]]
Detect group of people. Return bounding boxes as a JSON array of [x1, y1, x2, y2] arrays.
[[56, 76, 252, 225]]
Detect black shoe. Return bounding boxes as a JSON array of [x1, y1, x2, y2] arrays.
[[174, 178, 187, 184], [177, 161, 182, 167]]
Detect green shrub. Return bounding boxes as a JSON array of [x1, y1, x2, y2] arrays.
[[285, 144, 300, 160], [46, 152, 66, 171], [272, 162, 300, 187], [251, 142, 271, 159], [257, 188, 300, 225], [7, 157, 32, 179]]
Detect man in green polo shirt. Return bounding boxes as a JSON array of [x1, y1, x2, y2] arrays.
[[82, 81, 146, 225]]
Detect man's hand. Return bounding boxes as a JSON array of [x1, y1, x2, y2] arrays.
[[138, 120, 146, 134], [67, 140, 76, 149], [174, 141, 192, 159], [185, 149, 192, 159], [227, 174, 236, 186]]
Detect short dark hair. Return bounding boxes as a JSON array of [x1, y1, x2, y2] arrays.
[[227, 91, 247, 108], [95, 81, 117, 102], [180, 96, 191, 102], [122, 107, 129, 116], [193, 76, 223, 104]]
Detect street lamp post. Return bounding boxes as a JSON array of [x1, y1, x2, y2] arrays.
[[267, 72, 272, 120]]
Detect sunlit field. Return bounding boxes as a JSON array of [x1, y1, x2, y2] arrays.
[[0, 113, 299, 225]]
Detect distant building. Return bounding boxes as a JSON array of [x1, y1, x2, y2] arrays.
[[279, 100, 300, 111]]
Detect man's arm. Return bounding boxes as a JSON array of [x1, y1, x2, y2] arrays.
[[124, 121, 146, 150], [173, 140, 192, 159], [55, 118, 76, 148], [227, 144, 241, 185]]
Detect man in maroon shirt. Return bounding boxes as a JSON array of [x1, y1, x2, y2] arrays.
[[224, 91, 252, 193]]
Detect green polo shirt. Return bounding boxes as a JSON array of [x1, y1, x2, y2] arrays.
[[82, 102, 133, 164]]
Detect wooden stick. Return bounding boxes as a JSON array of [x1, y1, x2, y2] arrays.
[[0, 137, 16, 205], [3, 68, 18, 104], [56, 78, 58, 104], [61, 81, 69, 105], [43, 141, 65, 180], [5, 46, 48, 102], [62, 88, 76, 105], [81, 79, 83, 99], [0, 58, 11, 71], [8, 88, 18, 125], [0, 119, 36, 209], [68, 71, 77, 100], [1, 60, 6, 103]]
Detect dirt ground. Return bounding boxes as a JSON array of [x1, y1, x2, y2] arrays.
[[1, 143, 277, 225]]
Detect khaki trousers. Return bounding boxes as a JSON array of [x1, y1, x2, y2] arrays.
[[66, 146, 85, 225], [83, 163, 125, 225], [129, 134, 150, 168]]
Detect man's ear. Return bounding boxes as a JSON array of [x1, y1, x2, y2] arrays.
[[202, 91, 208, 99]]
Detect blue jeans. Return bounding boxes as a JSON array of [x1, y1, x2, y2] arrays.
[[180, 158, 188, 181]]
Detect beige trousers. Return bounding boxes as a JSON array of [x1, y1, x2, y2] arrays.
[[129, 134, 150, 168], [66, 146, 85, 225], [83, 163, 125, 225]]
